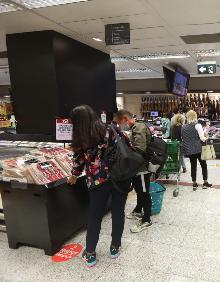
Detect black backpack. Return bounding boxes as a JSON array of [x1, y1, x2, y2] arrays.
[[137, 121, 167, 173], [105, 125, 145, 193]]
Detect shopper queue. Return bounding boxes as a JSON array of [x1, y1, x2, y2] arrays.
[[68, 105, 213, 268]]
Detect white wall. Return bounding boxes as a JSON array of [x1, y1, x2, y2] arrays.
[[123, 95, 142, 118]]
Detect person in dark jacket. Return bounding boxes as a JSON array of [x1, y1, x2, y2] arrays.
[[182, 110, 212, 191], [114, 110, 152, 233], [68, 105, 132, 267], [171, 114, 186, 173]]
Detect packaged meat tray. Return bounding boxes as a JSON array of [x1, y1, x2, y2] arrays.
[[37, 147, 70, 158], [26, 160, 68, 185], [55, 153, 73, 175]]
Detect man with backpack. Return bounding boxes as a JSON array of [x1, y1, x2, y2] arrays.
[[114, 110, 152, 233]]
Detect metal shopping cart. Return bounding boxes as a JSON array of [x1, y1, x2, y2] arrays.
[[159, 140, 181, 197]]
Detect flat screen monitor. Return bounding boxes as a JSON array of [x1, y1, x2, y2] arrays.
[[150, 111, 159, 117], [163, 66, 175, 93], [172, 70, 190, 96]]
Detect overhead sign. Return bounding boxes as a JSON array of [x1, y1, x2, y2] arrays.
[[105, 23, 130, 45], [197, 61, 216, 74], [56, 118, 73, 141]]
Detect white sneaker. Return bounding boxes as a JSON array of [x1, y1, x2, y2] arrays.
[[126, 211, 143, 220], [130, 220, 152, 233]]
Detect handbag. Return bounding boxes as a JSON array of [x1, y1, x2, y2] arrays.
[[105, 125, 145, 193], [201, 140, 216, 160]]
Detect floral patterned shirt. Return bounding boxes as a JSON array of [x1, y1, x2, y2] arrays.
[[71, 125, 132, 189]]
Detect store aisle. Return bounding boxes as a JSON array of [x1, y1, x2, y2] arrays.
[[1, 183, 220, 282]]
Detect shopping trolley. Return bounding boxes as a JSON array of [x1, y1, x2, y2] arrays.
[[159, 140, 181, 197]]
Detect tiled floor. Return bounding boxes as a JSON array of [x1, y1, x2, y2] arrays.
[[0, 159, 220, 282]]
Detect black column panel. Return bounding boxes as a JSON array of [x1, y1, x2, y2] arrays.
[[7, 31, 58, 135], [52, 33, 117, 119], [6, 31, 116, 138]]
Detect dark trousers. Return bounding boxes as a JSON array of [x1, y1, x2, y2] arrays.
[[133, 173, 152, 222], [189, 153, 208, 182], [86, 181, 128, 253]]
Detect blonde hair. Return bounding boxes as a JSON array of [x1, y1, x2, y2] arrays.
[[186, 110, 198, 124], [174, 114, 185, 126]]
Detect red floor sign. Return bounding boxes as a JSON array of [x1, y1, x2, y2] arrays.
[[52, 244, 83, 262]]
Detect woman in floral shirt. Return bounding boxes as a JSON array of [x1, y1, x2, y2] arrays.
[[68, 105, 131, 267]]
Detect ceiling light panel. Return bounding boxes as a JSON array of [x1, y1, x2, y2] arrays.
[[13, 0, 88, 9], [116, 68, 152, 73], [111, 52, 190, 62], [0, 1, 21, 13], [193, 49, 220, 57]]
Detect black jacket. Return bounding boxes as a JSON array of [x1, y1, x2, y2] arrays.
[[171, 125, 182, 142]]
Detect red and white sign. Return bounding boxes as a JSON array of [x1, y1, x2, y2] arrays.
[[52, 244, 83, 263], [56, 119, 73, 141]]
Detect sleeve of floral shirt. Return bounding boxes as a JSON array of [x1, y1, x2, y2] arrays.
[[71, 152, 86, 177]]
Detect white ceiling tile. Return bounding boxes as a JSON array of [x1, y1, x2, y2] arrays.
[[150, 0, 220, 25], [189, 43, 220, 51], [111, 37, 179, 50], [0, 10, 55, 33], [62, 13, 164, 37], [37, 0, 149, 23], [111, 45, 184, 56], [176, 23, 220, 36]]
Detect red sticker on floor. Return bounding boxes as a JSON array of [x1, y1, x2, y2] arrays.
[[52, 244, 83, 262]]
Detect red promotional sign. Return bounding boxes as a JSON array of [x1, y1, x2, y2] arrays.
[[52, 244, 83, 263]]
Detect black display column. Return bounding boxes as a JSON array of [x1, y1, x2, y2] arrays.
[[6, 30, 116, 139]]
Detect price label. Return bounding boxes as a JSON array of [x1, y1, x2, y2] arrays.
[[56, 119, 73, 141], [101, 111, 107, 124]]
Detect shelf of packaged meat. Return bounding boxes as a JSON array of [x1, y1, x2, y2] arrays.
[[0, 141, 108, 255]]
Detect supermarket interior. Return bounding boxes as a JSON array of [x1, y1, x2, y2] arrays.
[[1, 0, 220, 281]]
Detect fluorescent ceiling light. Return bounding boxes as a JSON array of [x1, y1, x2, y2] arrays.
[[117, 92, 124, 95], [92, 37, 102, 42], [13, 0, 88, 9], [111, 57, 129, 62], [116, 68, 152, 73], [111, 52, 190, 62], [207, 91, 214, 93], [4, 95, 10, 98], [0, 2, 21, 13], [194, 49, 220, 57], [134, 54, 190, 61]]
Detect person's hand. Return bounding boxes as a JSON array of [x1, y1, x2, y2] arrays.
[[67, 175, 77, 185]]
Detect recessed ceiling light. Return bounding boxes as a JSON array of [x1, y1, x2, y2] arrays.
[[207, 91, 214, 93], [13, 0, 88, 9], [4, 95, 10, 98], [117, 92, 124, 95], [111, 52, 190, 62], [92, 37, 102, 42]]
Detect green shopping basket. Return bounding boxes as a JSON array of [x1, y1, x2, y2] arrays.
[[150, 181, 166, 215]]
